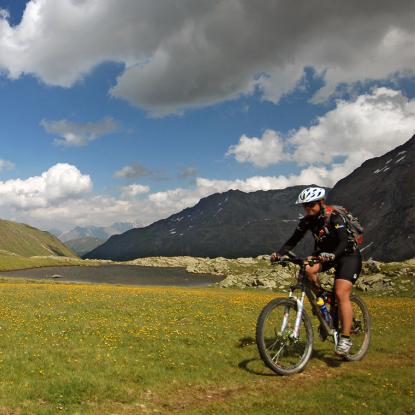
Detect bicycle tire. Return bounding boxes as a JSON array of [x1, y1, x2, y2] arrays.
[[339, 294, 371, 361], [256, 298, 313, 375]]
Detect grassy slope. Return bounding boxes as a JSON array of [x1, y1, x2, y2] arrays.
[[0, 219, 76, 257], [0, 251, 104, 272], [0, 281, 412, 415]]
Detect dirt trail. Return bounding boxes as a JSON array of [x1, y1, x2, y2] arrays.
[[99, 348, 415, 414]]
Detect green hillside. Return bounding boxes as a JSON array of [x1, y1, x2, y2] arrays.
[[0, 219, 77, 258]]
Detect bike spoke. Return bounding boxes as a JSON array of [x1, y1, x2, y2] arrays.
[[266, 338, 281, 352], [257, 299, 312, 374], [271, 342, 286, 363]]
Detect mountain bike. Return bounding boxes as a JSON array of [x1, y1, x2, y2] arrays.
[[256, 251, 371, 375]]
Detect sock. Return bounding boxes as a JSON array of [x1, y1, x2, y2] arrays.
[[341, 335, 350, 339]]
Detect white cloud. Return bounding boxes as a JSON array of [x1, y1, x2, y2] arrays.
[[41, 117, 118, 146], [228, 88, 415, 185], [0, 1, 414, 115], [27, 196, 135, 228], [226, 129, 286, 167], [0, 159, 15, 171], [120, 184, 150, 198], [289, 88, 415, 167], [0, 163, 92, 209]]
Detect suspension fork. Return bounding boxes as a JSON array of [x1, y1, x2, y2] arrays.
[[293, 291, 306, 338], [285, 288, 306, 339]]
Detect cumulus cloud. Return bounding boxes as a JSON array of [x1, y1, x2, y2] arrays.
[[226, 130, 286, 167], [41, 117, 119, 146], [289, 88, 415, 167], [0, 159, 15, 171], [0, 0, 414, 115], [228, 88, 415, 185], [120, 183, 150, 198], [0, 163, 92, 209], [27, 196, 135, 228], [9, 191, 183, 231]]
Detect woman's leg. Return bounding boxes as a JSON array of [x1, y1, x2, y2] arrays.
[[335, 279, 353, 336]]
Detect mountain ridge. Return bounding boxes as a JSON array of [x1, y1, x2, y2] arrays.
[[85, 135, 415, 262], [84, 186, 322, 260], [327, 134, 415, 261]]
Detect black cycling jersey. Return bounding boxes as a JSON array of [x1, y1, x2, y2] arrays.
[[278, 209, 356, 259]]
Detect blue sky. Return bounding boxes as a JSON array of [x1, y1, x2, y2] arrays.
[[0, 0, 414, 231]]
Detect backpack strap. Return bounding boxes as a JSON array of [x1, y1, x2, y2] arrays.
[[323, 205, 335, 226], [324, 205, 334, 217], [315, 205, 334, 241]]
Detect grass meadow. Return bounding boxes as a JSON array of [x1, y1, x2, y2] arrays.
[[0, 280, 412, 414]]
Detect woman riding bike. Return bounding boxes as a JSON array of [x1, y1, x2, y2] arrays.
[[271, 186, 362, 356]]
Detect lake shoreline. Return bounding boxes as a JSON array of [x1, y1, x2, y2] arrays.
[[0, 264, 224, 287]]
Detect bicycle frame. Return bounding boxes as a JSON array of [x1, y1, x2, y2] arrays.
[[287, 263, 339, 346]]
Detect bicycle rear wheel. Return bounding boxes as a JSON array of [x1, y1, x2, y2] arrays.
[[339, 294, 371, 361], [256, 298, 313, 375]]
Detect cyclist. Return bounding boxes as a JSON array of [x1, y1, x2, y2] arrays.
[[271, 186, 362, 356]]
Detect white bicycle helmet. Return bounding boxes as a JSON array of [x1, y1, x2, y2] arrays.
[[295, 187, 326, 205]]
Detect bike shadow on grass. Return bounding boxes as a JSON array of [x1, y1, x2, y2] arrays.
[[238, 358, 277, 377], [237, 336, 276, 376], [311, 349, 343, 368], [237, 337, 343, 376]]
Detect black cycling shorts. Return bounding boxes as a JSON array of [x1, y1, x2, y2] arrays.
[[321, 251, 362, 284]]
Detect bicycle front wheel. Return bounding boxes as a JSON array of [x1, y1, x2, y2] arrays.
[[340, 294, 371, 361], [256, 298, 313, 375]]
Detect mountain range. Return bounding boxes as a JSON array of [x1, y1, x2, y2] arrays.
[[85, 186, 317, 260], [85, 135, 414, 262], [57, 222, 137, 242]]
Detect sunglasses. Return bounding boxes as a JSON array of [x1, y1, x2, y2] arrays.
[[302, 201, 318, 208]]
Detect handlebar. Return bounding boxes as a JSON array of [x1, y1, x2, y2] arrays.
[[273, 251, 321, 267]]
